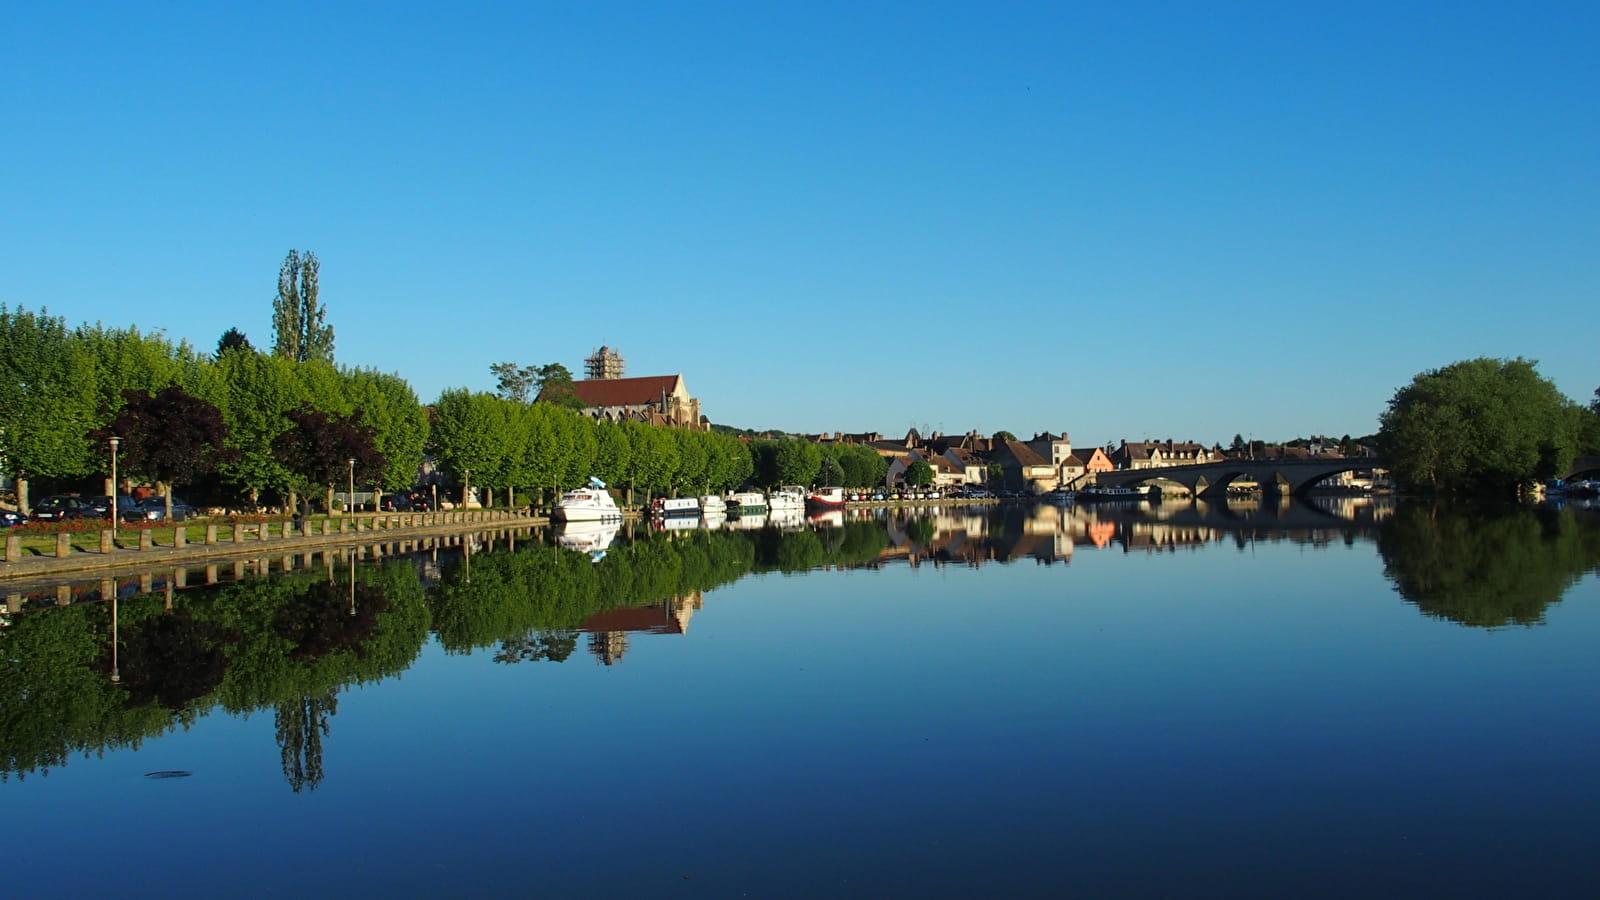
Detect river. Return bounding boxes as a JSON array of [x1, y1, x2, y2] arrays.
[[3, 497, 1598, 897]]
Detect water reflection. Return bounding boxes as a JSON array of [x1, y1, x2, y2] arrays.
[[4, 501, 1599, 788]]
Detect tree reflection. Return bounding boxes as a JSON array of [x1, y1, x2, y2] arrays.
[[275, 691, 337, 793], [115, 609, 239, 710], [494, 630, 579, 664], [1377, 501, 1600, 626], [272, 580, 389, 661]]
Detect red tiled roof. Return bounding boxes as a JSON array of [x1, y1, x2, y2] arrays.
[[569, 375, 682, 408]]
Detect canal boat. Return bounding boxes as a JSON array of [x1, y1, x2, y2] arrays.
[[699, 494, 728, 516], [727, 491, 768, 516], [553, 477, 623, 522], [806, 486, 847, 510], [1042, 488, 1076, 505], [768, 486, 806, 511], [1076, 485, 1147, 503], [650, 496, 701, 518]]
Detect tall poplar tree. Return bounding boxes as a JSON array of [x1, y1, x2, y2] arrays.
[[272, 250, 334, 363]]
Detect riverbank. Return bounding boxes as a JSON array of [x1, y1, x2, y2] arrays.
[[1, 509, 539, 583]]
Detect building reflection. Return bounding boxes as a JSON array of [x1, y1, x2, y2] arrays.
[[579, 591, 703, 665]]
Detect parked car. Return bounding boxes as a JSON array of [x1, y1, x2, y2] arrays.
[[0, 509, 26, 528], [80, 495, 151, 523], [30, 495, 95, 522], [133, 496, 197, 522], [379, 495, 415, 512]]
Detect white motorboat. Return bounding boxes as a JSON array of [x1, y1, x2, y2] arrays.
[[768, 486, 806, 512], [699, 495, 728, 516], [553, 476, 623, 522], [727, 491, 767, 516]]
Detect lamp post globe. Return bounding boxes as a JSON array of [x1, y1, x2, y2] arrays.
[[108, 436, 121, 502]]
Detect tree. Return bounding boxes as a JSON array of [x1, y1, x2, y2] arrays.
[[817, 455, 845, 486], [994, 430, 1017, 443], [490, 362, 537, 403], [273, 407, 383, 511], [905, 459, 935, 487], [272, 250, 334, 363], [94, 385, 234, 518], [217, 328, 253, 356], [987, 463, 1004, 486], [1378, 358, 1581, 496], [534, 363, 585, 410], [1231, 434, 1246, 452], [0, 306, 99, 511]]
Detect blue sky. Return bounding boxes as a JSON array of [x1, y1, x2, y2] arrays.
[[4, 1, 1595, 446]]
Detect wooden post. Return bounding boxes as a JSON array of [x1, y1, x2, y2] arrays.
[[206, 524, 218, 545], [138, 530, 153, 551], [6, 534, 21, 562], [100, 529, 115, 554], [174, 526, 186, 548], [56, 532, 73, 558]]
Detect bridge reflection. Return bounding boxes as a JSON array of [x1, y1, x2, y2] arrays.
[[853, 496, 1389, 566]]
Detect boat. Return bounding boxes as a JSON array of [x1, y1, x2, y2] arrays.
[[806, 486, 847, 510], [727, 491, 768, 516], [649, 496, 701, 518], [553, 476, 623, 522], [699, 495, 728, 516], [1042, 488, 1076, 505], [768, 486, 806, 511], [1076, 485, 1146, 503]]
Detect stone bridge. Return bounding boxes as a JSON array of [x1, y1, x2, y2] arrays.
[[1565, 456, 1600, 480], [1092, 457, 1385, 498]]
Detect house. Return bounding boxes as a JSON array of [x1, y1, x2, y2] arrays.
[[1111, 439, 1221, 470], [991, 440, 1057, 493]]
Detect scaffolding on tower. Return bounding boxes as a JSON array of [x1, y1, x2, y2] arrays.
[[585, 345, 625, 380]]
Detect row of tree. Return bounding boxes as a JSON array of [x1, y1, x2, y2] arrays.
[[1, 302, 878, 513], [0, 305, 424, 512]]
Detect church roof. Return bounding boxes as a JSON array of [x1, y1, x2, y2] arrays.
[[569, 374, 683, 408]]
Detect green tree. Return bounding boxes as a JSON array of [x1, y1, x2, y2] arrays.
[[427, 389, 511, 507], [1378, 358, 1581, 495], [489, 362, 537, 403], [0, 306, 99, 511], [905, 459, 935, 487], [817, 455, 845, 486], [1231, 434, 1246, 452], [210, 349, 303, 506], [217, 327, 253, 355], [272, 250, 334, 363], [342, 368, 428, 497], [534, 363, 585, 410], [994, 430, 1017, 442]]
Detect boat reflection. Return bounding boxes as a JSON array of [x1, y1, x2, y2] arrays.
[[555, 520, 621, 562]]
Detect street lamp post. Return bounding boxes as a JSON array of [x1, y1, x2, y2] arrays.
[[346, 458, 356, 515], [109, 436, 121, 501]]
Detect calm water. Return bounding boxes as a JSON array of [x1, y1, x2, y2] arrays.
[[4, 497, 1599, 898]]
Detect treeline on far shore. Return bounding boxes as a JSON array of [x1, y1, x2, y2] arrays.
[[0, 306, 888, 513]]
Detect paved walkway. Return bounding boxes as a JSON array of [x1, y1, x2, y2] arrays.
[[1, 511, 543, 586]]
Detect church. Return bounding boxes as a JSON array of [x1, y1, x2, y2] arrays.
[[566, 346, 707, 430]]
